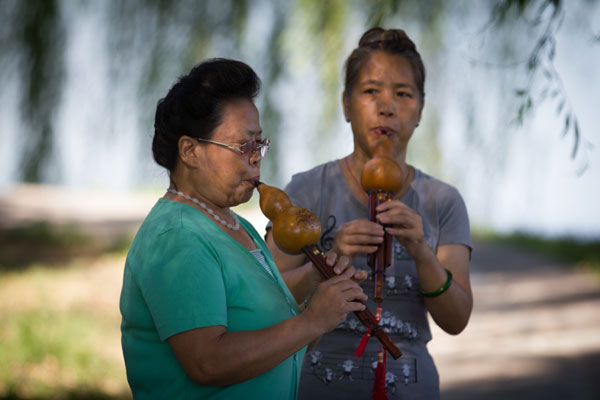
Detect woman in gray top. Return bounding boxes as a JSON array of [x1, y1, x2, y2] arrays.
[[266, 28, 473, 399]]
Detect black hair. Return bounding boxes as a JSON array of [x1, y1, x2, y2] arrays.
[[152, 58, 262, 171], [343, 28, 426, 100]]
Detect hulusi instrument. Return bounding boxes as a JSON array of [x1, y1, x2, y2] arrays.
[[360, 135, 403, 303], [256, 181, 402, 360]]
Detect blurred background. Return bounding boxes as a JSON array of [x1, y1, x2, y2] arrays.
[[0, 0, 598, 399]]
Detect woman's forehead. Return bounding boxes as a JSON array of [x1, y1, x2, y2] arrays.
[[213, 99, 261, 140], [357, 52, 416, 86]]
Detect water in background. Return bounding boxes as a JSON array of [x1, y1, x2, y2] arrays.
[[0, 1, 598, 238]]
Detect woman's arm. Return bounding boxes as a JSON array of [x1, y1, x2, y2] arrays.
[[168, 272, 367, 386], [266, 230, 368, 304], [377, 200, 473, 334], [409, 243, 472, 334], [266, 230, 315, 304]]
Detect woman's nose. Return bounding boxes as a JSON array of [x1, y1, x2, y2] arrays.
[[377, 93, 394, 117], [249, 151, 262, 165], [378, 107, 394, 117]]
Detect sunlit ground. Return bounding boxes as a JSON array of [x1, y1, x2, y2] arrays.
[[1, 185, 599, 399], [0, 255, 130, 399], [429, 241, 600, 399]]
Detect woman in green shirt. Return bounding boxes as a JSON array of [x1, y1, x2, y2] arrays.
[[119, 58, 368, 399]]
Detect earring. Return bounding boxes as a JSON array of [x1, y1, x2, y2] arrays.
[[416, 122, 420, 127]]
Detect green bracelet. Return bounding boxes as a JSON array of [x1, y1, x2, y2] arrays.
[[418, 269, 453, 298]]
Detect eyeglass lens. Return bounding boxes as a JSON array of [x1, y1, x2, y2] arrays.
[[240, 139, 269, 157]]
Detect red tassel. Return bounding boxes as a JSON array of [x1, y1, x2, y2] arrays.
[[354, 329, 371, 359], [355, 305, 382, 359], [370, 305, 387, 400], [371, 350, 388, 400]]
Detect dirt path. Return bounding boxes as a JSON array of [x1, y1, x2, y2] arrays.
[[2, 184, 599, 399], [430, 240, 600, 400]]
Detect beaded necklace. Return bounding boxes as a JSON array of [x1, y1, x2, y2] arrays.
[[167, 189, 240, 231]]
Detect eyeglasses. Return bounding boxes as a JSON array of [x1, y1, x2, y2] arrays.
[[195, 137, 270, 158]]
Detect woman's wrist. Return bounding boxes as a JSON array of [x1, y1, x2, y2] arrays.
[[303, 286, 316, 309], [297, 303, 326, 339], [409, 240, 435, 263], [418, 269, 453, 298]]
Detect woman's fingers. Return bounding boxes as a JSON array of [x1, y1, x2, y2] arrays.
[[318, 275, 368, 304], [376, 201, 423, 236], [324, 251, 338, 266], [306, 274, 367, 332], [353, 269, 368, 283], [345, 234, 384, 245], [333, 220, 385, 256]]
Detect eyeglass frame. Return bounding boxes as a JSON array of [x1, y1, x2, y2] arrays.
[[194, 137, 270, 158]]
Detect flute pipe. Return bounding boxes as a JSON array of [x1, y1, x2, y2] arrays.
[[302, 244, 402, 360], [366, 191, 381, 268], [367, 191, 394, 303], [372, 244, 386, 304], [382, 191, 394, 268], [384, 228, 393, 268]]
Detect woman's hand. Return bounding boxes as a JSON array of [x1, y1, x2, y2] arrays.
[[375, 199, 430, 260], [331, 219, 385, 258], [303, 260, 368, 333], [376, 200, 473, 334], [323, 251, 368, 282]]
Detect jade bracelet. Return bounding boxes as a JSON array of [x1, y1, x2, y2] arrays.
[[418, 269, 453, 298]]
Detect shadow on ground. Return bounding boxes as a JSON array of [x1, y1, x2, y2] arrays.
[[442, 351, 600, 400], [433, 239, 600, 400], [0, 221, 133, 270]]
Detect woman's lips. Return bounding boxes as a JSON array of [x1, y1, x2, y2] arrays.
[[247, 176, 261, 187], [372, 127, 396, 136]]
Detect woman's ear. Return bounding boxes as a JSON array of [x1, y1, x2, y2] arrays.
[[342, 93, 350, 122], [416, 97, 425, 127], [178, 136, 201, 167]]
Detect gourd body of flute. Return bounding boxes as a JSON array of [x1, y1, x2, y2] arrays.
[[257, 183, 320, 255], [360, 136, 403, 191], [257, 182, 292, 221]]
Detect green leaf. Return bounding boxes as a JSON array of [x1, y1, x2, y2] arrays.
[[556, 98, 565, 115], [561, 114, 571, 138], [571, 120, 580, 159]]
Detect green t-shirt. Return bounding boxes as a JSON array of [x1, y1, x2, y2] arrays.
[[120, 199, 305, 399]]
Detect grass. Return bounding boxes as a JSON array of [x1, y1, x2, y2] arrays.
[[0, 228, 132, 399], [474, 230, 600, 275], [0, 309, 127, 399]]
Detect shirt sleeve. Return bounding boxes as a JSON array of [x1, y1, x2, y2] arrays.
[[437, 186, 472, 252], [133, 227, 228, 341]]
